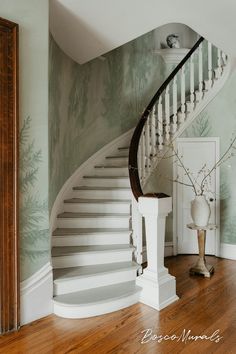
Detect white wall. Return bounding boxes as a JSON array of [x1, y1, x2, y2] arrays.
[[1, 0, 52, 324], [50, 0, 236, 64]]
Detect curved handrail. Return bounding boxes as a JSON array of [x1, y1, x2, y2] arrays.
[[128, 36, 205, 201]]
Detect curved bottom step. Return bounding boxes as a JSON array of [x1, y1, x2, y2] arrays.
[[53, 281, 141, 319]]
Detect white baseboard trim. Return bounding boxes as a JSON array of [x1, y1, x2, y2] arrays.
[[142, 242, 173, 263], [220, 243, 236, 260], [20, 262, 53, 325]]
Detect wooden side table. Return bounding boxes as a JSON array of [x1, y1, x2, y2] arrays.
[[187, 223, 217, 278]]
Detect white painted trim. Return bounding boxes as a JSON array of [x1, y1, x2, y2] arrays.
[[142, 242, 173, 263], [220, 243, 236, 260], [143, 242, 236, 261], [20, 262, 53, 325], [21, 262, 52, 295], [50, 129, 133, 237]]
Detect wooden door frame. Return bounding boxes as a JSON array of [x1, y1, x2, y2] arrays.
[[173, 137, 220, 257], [0, 17, 19, 333]]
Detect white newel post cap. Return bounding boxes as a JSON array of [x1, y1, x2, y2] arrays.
[[138, 194, 172, 217]]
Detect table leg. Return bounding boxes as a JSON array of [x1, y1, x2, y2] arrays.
[[189, 229, 214, 278]]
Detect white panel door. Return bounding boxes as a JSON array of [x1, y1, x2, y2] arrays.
[[175, 138, 220, 255]]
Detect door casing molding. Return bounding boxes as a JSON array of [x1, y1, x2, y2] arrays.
[[173, 137, 220, 257], [0, 17, 19, 334]]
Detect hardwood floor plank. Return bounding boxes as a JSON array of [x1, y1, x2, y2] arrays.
[[0, 256, 236, 353]]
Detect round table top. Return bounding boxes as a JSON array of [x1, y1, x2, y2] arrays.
[[187, 223, 217, 231]]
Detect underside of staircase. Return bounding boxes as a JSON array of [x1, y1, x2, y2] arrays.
[[51, 36, 229, 319], [51, 144, 142, 318]]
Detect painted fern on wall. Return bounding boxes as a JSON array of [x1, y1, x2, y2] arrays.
[[20, 116, 49, 278], [184, 111, 212, 137]]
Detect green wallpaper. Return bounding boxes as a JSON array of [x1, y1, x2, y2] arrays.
[[49, 29, 165, 210], [20, 117, 49, 279], [183, 69, 236, 244]]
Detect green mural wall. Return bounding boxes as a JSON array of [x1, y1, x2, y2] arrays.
[[1, 0, 49, 280], [49, 29, 166, 210], [182, 68, 236, 244]]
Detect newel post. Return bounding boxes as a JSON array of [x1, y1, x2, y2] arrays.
[[136, 196, 179, 310]]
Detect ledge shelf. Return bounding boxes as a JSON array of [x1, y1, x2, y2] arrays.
[[154, 48, 190, 65]]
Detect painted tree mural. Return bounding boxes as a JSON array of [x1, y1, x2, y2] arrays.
[[20, 116, 49, 277]]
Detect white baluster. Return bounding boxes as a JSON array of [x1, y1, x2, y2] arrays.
[[157, 96, 163, 150], [189, 55, 195, 112], [208, 42, 212, 83], [151, 106, 157, 157], [222, 52, 227, 67], [165, 85, 170, 142], [214, 48, 223, 79], [172, 76, 177, 133], [145, 119, 151, 175], [197, 42, 203, 101], [140, 131, 146, 183], [179, 66, 186, 123], [205, 42, 213, 90], [138, 143, 142, 183], [131, 196, 143, 267]]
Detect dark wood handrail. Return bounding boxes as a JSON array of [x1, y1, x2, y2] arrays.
[[129, 36, 205, 201]]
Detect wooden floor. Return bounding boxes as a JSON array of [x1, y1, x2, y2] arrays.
[[1, 255, 236, 354]]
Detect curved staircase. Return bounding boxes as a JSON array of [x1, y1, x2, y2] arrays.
[[51, 140, 141, 318], [51, 37, 230, 318]]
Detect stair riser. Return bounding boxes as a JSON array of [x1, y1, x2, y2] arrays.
[[93, 167, 128, 177], [53, 269, 137, 295], [104, 157, 128, 166], [52, 250, 133, 268], [81, 177, 130, 187], [72, 189, 132, 200], [57, 217, 130, 229], [64, 202, 130, 214], [53, 291, 140, 319], [52, 233, 131, 246]]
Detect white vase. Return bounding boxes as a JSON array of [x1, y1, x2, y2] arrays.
[[191, 195, 211, 227]]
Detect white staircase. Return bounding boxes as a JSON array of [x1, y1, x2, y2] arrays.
[[51, 37, 230, 319], [51, 142, 141, 318], [132, 39, 230, 189]]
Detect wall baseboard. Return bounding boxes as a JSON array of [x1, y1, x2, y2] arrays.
[[220, 243, 236, 260], [142, 242, 236, 262], [20, 262, 53, 325]]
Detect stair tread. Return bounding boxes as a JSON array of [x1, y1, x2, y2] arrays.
[[53, 228, 131, 236], [57, 212, 130, 218], [83, 175, 129, 179], [53, 281, 141, 306], [94, 165, 127, 168], [73, 186, 130, 190], [106, 155, 128, 159], [64, 198, 131, 204], [53, 261, 139, 282], [52, 244, 134, 257]]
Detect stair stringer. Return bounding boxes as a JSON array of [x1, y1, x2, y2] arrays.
[[143, 58, 232, 189]]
